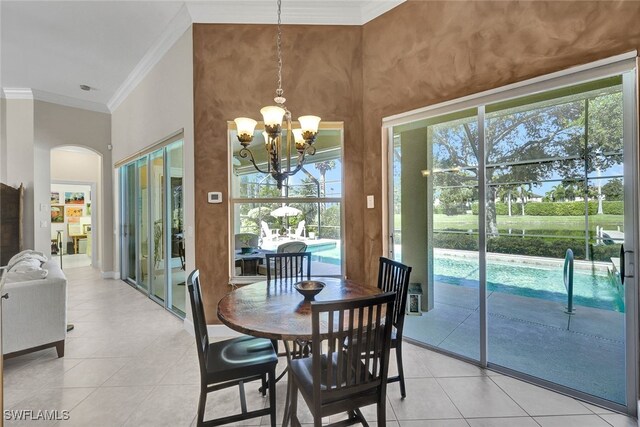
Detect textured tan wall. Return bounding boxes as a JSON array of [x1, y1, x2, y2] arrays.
[[361, 0, 640, 282], [194, 1, 640, 322], [193, 24, 363, 322]]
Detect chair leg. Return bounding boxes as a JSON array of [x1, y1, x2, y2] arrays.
[[396, 343, 407, 399], [290, 380, 299, 427], [268, 368, 276, 427], [261, 374, 267, 397], [377, 396, 386, 427], [197, 386, 207, 427]]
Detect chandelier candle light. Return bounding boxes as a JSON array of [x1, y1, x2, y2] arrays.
[[233, 0, 321, 190]]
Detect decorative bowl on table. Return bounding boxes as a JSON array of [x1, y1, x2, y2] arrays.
[[294, 280, 325, 300]]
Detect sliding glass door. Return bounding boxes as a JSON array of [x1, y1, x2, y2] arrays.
[[120, 139, 185, 317], [389, 70, 637, 411]]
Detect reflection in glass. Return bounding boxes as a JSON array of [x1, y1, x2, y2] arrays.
[[126, 163, 137, 282], [167, 141, 185, 316], [150, 150, 165, 302], [137, 157, 149, 291]]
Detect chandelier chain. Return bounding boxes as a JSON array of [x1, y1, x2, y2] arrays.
[[276, 0, 283, 99]]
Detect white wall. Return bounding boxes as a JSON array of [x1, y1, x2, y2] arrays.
[[33, 101, 113, 273], [1, 97, 7, 183], [51, 149, 101, 183], [111, 28, 195, 306]]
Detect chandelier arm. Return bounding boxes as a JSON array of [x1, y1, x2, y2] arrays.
[[287, 145, 316, 177], [238, 148, 270, 174]]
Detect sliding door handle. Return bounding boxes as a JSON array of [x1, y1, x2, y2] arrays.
[[620, 245, 634, 285]]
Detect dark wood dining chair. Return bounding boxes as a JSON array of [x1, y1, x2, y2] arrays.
[[264, 251, 312, 370], [265, 252, 311, 282], [377, 257, 412, 398], [288, 292, 396, 427], [187, 270, 278, 427]]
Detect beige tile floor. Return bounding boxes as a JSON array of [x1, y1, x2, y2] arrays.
[[3, 266, 638, 427]]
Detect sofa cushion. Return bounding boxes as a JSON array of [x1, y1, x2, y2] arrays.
[[10, 258, 42, 272], [4, 268, 48, 283]]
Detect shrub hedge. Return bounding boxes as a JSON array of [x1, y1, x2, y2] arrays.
[[469, 201, 624, 216], [433, 231, 620, 262]]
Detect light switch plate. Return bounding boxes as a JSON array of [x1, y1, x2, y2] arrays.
[[367, 195, 374, 209]]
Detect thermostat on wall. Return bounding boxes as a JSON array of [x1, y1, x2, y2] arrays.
[[208, 192, 222, 204]]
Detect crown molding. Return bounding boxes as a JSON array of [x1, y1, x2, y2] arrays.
[[107, 4, 192, 112], [2, 88, 33, 100], [107, 0, 405, 112], [360, 0, 404, 24], [32, 89, 110, 113], [188, 1, 372, 25]]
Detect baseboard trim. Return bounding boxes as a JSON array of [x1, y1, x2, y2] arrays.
[[183, 317, 241, 338], [100, 271, 119, 279]]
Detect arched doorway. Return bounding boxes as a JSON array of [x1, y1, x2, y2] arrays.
[[49, 146, 102, 269]]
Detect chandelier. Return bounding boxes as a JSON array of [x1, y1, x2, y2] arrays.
[[233, 0, 321, 190]]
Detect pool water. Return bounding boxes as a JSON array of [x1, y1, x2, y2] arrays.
[[435, 256, 624, 312], [309, 243, 342, 265]]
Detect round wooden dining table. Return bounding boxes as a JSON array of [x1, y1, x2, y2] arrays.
[[217, 277, 383, 341]]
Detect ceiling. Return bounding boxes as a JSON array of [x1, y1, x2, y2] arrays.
[[0, 1, 404, 113]]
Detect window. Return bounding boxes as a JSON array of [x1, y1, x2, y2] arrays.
[[229, 123, 344, 282]]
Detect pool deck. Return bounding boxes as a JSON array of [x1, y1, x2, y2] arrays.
[[404, 281, 626, 404]]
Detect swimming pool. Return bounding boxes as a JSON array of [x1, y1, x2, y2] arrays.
[[309, 242, 342, 265], [435, 256, 624, 312]]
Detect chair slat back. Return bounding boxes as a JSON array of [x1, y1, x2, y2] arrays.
[[378, 257, 412, 333], [265, 252, 311, 282], [311, 292, 396, 405], [187, 270, 210, 378]]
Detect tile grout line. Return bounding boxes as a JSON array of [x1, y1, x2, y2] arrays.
[[487, 374, 535, 418], [431, 376, 471, 421]]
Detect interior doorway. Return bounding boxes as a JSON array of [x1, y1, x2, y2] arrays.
[[50, 147, 101, 270]]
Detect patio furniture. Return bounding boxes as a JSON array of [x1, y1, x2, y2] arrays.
[[288, 292, 396, 427], [289, 220, 306, 239], [377, 257, 412, 399], [257, 241, 307, 276], [187, 270, 278, 427], [261, 221, 278, 241]]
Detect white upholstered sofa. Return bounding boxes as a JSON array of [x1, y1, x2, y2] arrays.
[[1, 258, 67, 358]]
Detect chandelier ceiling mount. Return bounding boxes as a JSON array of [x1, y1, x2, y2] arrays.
[[233, 0, 321, 190]]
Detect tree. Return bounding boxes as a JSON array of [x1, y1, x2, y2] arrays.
[[438, 187, 472, 215], [552, 184, 566, 202], [315, 160, 336, 198], [431, 88, 623, 234], [602, 178, 623, 201]]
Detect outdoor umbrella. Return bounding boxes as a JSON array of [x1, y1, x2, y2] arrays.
[[270, 206, 302, 217]]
